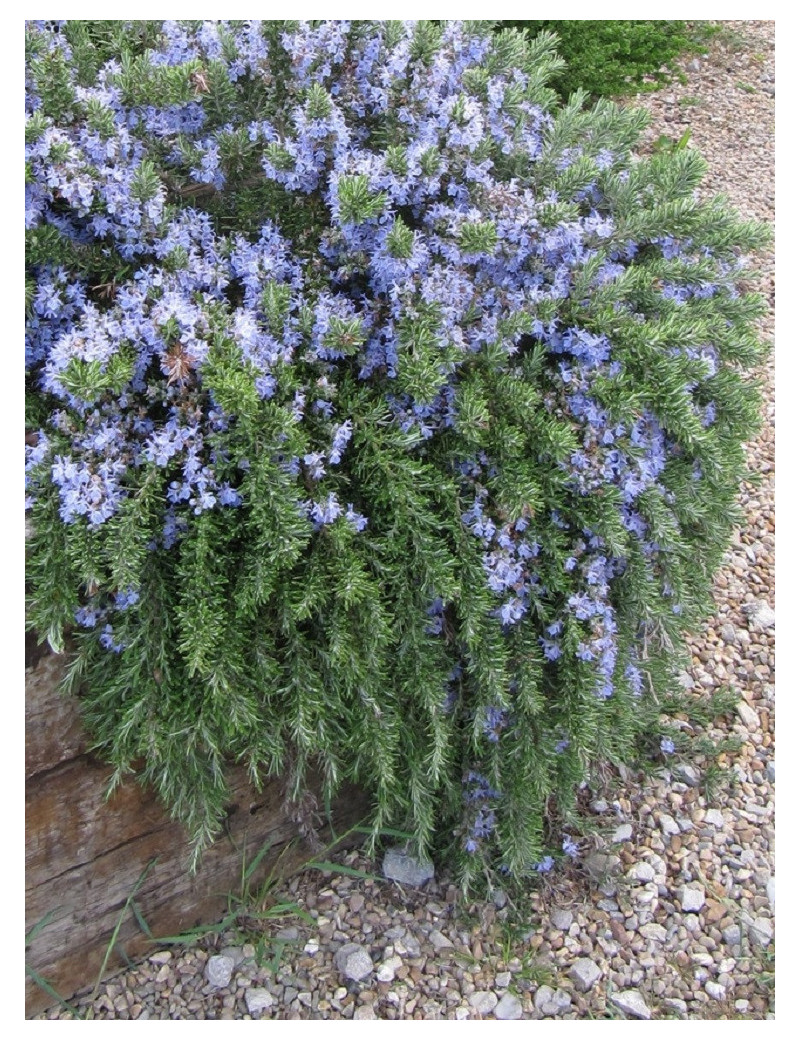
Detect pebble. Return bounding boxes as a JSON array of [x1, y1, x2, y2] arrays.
[[382, 846, 435, 887], [204, 955, 234, 989], [494, 993, 523, 1020], [678, 886, 706, 912], [245, 988, 274, 1015], [468, 990, 498, 1015], [551, 908, 573, 931], [609, 989, 651, 1020], [569, 958, 602, 992], [334, 944, 374, 982], [612, 823, 633, 842]]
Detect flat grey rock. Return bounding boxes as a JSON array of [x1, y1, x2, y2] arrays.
[[722, 923, 742, 947], [612, 823, 633, 843], [747, 916, 773, 947], [468, 990, 498, 1015], [629, 862, 655, 884], [429, 929, 454, 950], [245, 988, 274, 1015], [551, 908, 573, 931], [382, 845, 435, 887], [678, 885, 706, 912], [354, 1005, 377, 1020], [205, 954, 235, 988], [705, 980, 726, 1001], [766, 876, 775, 910], [704, 809, 725, 828], [639, 922, 667, 942], [610, 989, 651, 1020], [334, 943, 374, 982], [737, 702, 760, 730], [494, 993, 523, 1020], [569, 957, 602, 992], [659, 814, 680, 836]]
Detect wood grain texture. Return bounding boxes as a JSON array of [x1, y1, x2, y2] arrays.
[[25, 646, 368, 1018]]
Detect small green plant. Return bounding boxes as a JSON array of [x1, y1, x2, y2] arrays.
[[652, 127, 693, 154], [736, 81, 757, 94], [500, 21, 716, 99]]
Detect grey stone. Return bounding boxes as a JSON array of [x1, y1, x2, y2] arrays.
[[744, 601, 775, 629], [354, 1006, 377, 1020], [660, 814, 680, 836], [382, 845, 435, 887], [766, 760, 775, 783], [688, 58, 701, 72], [734, 999, 750, 1013], [674, 764, 700, 787], [585, 851, 620, 879], [609, 989, 651, 1020], [491, 888, 508, 909], [704, 809, 725, 828], [569, 957, 602, 992], [591, 798, 609, 813], [678, 885, 706, 912], [737, 702, 760, 730], [245, 988, 274, 1015], [495, 971, 512, 989], [494, 993, 523, 1019], [720, 623, 737, 644], [747, 916, 773, 947], [534, 985, 572, 1014], [468, 990, 498, 1015], [722, 923, 742, 947], [429, 929, 454, 950], [334, 943, 374, 982], [639, 922, 667, 942], [663, 997, 688, 1015], [205, 955, 235, 988], [766, 876, 775, 910], [612, 823, 633, 843], [551, 908, 573, 931], [376, 955, 403, 982], [705, 981, 726, 1001], [629, 862, 655, 884], [276, 926, 299, 941]]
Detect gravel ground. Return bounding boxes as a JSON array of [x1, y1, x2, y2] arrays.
[[36, 21, 775, 1022]]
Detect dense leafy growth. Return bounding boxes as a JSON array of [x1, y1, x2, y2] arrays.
[[25, 20, 768, 887], [502, 20, 714, 100]]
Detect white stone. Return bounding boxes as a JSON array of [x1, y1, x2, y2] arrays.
[[205, 954, 235, 988], [534, 986, 555, 1012], [660, 814, 680, 836], [469, 991, 498, 1015], [612, 823, 633, 843], [735, 999, 750, 1013], [629, 862, 655, 883], [382, 846, 435, 886], [705, 981, 726, 1001], [766, 876, 775, 910], [639, 922, 667, 942], [569, 958, 602, 992], [376, 955, 403, 982], [610, 989, 651, 1020], [551, 908, 573, 931], [664, 997, 687, 1015], [747, 916, 773, 947], [678, 885, 706, 912], [495, 971, 512, 989], [334, 943, 374, 982], [494, 993, 523, 1020], [354, 1006, 377, 1020], [737, 702, 760, 730], [430, 929, 454, 950], [245, 988, 274, 1015], [704, 809, 725, 828], [304, 939, 320, 955]]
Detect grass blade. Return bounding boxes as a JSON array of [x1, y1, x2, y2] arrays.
[[25, 963, 81, 1018], [90, 858, 156, 1002]]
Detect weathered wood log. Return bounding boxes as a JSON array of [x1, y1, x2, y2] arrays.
[[25, 643, 368, 1018]]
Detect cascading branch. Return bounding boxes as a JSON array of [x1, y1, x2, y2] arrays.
[[25, 19, 769, 885]]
